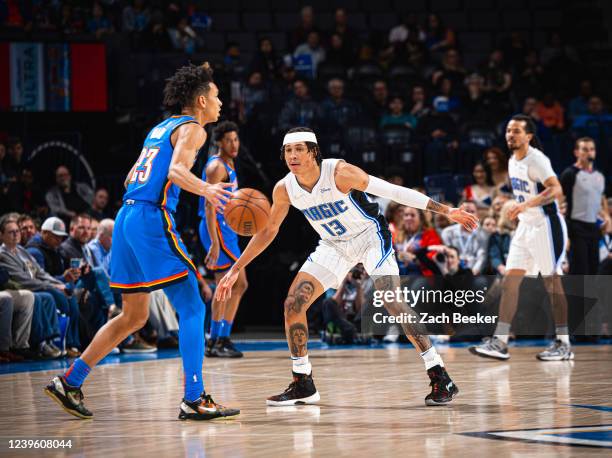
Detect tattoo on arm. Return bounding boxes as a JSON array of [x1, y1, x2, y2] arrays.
[[284, 280, 315, 316], [426, 199, 449, 215], [289, 323, 308, 356]]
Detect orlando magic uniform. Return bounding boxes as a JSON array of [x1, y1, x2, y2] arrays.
[[285, 159, 398, 291], [506, 145, 568, 275], [110, 115, 200, 292], [198, 155, 240, 271]]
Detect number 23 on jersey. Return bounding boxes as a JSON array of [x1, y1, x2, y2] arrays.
[[129, 147, 160, 184]]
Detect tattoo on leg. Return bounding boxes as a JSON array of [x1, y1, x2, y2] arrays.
[[284, 280, 315, 316], [289, 323, 308, 356], [374, 275, 431, 353]]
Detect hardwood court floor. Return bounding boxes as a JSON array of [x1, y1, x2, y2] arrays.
[[0, 344, 610, 457]]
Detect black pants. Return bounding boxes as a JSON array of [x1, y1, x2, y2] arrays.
[[568, 220, 600, 275]]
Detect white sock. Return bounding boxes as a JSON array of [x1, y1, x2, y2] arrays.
[[420, 346, 444, 370], [292, 355, 312, 375], [556, 326, 570, 345], [494, 321, 511, 344]]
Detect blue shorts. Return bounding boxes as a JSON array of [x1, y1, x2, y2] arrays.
[[110, 201, 197, 294], [199, 217, 240, 272]]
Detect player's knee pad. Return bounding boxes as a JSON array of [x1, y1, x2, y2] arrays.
[[164, 271, 206, 320]]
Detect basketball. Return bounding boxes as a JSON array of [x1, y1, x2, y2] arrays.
[[224, 188, 271, 236]]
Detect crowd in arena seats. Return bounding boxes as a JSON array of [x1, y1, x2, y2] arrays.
[[2, 2, 612, 350]]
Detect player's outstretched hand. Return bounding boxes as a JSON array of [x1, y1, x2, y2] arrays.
[[448, 205, 479, 232], [216, 268, 240, 302], [205, 242, 220, 269], [205, 182, 234, 212]]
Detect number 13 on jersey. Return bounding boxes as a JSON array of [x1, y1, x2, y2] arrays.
[[129, 147, 160, 184]]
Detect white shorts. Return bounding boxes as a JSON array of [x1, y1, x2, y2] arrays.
[[299, 228, 399, 291], [506, 213, 568, 276]]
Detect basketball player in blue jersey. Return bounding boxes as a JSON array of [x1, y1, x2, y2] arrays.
[[199, 121, 247, 358], [470, 115, 572, 361], [44, 63, 240, 421], [217, 127, 479, 406]]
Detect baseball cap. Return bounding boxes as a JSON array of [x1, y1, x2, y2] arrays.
[[41, 217, 68, 237]]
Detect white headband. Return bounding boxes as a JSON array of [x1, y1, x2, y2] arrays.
[[282, 132, 317, 146]]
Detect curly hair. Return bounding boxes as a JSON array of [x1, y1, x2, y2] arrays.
[[214, 121, 239, 142], [163, 62, 214, 112], [279, 126, 322, 165]]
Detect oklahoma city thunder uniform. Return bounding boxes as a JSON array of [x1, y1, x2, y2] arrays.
[[109, 115, 200, 293], [506, 145, 568, 275], [285, 159, 398, 291], [198, 155, 240, 271]]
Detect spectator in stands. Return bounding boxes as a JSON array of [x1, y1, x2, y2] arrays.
[[417, 96, 458, 174], [278, 79, 318, 132], [385, 202, 404, 243], [291, 5, 320, 50], [59, 3, 84, 35], [362, 79, 388, 126], [143, 5, 172, 50], [4, 137, 24, 180], [441, 201, 488, 274], [423, 13, 455, 58], [520, 96, 548, 138], [536, 92, 565, 131], [14, 168, 47, 217], [395, 207, 443, 276], [17, 215, 37, 247], [87, 2, 114, 39], [87, 219, 113, 276], [410, 85, 430, 119], [435, 78, 461, 113], [514, 49, 545, 101], [501, 31, 529, 72], [432, 48, 466, 89], [324, 33, 353, 69], [241, 71, 270, 123], [567, 80, 593, 122], [0, 284, 34, 362], [572, 95, 612, 137], [294, 30, 325, 77], [487, 201, 517, 277], [318, 78, 361, 135], [122, 0, 150, 33], [484, 147, 510, 192], [45, 165, 94, 224], [462, 162, 494, 211], [249, 37, 281, 80], [58, 214, 93, 266], [222, 42, 246, 81], [146, 290, 180, 349], [88, 187, 111, 221], [168, 16, 198, 55], [26, 217, 78, 284], [331, 8, 356, 55], [540, 31, 580, 68], [461, 73, 494, 125], [489, 193, 511, 219], [0, 217, 81, 357], [380, 95, 417, 129], [481, 49, 512, 107], [88, 219, 99, 242], [388, 13, 424, 47]]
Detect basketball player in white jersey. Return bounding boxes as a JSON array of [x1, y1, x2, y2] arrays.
[[470, 115, 573, 361], [217, 127, 479, 406]]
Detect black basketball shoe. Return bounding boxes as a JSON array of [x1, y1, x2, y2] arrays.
[[44, 375, 93, 419], [425, 365, 459, 406], [213, 337, 243, 358], [178, 393, 240, 420], [267, 372, 320, 406], [205, 338, 217, 357]]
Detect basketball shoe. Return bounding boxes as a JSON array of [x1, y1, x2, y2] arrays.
[[469, 336, 510, 360], [267, 372, 320, 406], [44, 375, 93, 419], [205, 339, 217, 357], [178, 393, 240, 420], [425, 365, 459, 406], [213, 337, 243, 358], [536, 340, 574, 361]]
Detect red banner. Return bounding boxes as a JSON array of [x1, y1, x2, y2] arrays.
[[70, 43, 107, 112]]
